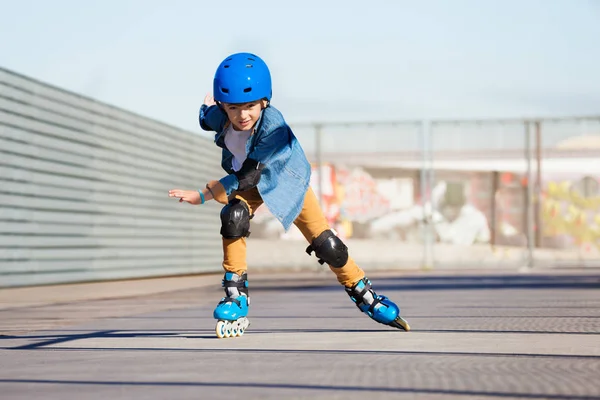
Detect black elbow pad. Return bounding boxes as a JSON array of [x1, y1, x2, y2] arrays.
[[235, 158, 265, 192]]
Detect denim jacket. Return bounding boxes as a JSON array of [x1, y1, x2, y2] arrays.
[[199, 104, 311, 231]]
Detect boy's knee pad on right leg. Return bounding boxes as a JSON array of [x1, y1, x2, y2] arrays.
[[305, 229, 348, 268], [220, 199, 251, 238]]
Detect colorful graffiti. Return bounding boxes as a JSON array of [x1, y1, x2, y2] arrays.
[[542, 179, 600, 249], [311, 164, 391, 238]]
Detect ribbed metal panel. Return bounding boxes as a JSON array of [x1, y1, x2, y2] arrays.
[[0, 68, 224, 287]]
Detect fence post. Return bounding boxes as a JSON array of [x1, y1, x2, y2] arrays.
[[490, 171, 499, 249], [421, 120, 434, 270], [524, 121, 534, 268], [534, 120, 542, 248]]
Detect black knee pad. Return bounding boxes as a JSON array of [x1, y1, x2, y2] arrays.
[[220, 199, 251, 239], [305, 229, 348, 268]]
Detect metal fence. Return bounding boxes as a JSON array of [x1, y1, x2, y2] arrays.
[[2, 65, 599, 287], [0, 67, 224, 287], [277, 117, 600, 270]]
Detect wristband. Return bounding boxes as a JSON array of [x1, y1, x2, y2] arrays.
[[198, 190, 205, 204]]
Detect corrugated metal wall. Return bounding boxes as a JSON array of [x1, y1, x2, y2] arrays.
[[0, 67, 225, 287]]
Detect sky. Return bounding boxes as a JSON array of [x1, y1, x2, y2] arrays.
[[1, 0, 600, 136]]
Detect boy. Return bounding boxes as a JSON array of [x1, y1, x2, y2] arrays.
[[168, 53, 410, 338]]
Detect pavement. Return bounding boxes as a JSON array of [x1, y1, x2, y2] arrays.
[[1, 268, 599, 399]]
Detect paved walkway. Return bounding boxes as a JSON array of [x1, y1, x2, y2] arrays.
[[1, 269, 599, 399]]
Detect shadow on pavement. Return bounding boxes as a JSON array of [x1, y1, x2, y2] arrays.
[[252, 274, 600, 292], [0, 378, 597, 399], [3, 328, 600, 351]]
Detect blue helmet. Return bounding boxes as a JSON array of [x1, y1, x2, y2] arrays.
[[213, 53, 272, 104]]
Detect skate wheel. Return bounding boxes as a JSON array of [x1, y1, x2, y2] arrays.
[[239, 317, 250, 336], [391, 317, 411, 332], [224, 321, 233, 338], [215, 321, 225, 339], [231, 320, 240, 337], [216, 320, 233, 338], [216, 320, 227, 339]]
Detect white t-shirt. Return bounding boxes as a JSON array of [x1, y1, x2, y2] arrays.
[[224, 124, 252, 172]]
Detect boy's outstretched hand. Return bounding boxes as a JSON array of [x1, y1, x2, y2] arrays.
[[169, 189, 201, 204], [204, 93, 216, 106]]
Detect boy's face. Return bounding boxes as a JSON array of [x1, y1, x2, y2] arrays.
[[221, 100, 266, 131]]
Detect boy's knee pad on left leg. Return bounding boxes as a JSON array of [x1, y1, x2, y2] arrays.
[[305, 229, 348, 268]]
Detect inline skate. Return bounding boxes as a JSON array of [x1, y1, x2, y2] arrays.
[[345, 277, 410, 331], [213, 272, 250, 338]]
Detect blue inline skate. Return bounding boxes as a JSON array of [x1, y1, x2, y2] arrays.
[[345, 277, 410, 331], [213, 272, 250, 338]]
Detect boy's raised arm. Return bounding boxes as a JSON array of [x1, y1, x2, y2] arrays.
[[199, 93, 227, 132]]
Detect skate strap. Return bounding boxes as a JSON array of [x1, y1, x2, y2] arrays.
[[352, 279, 374, 309], [305, 245, 325, 264], [219, 296, 241, 307], [305, 231, 334, 265], [354, 280, 372, 302], [367, 297, 382, 315], [223, 279, 247, 288]]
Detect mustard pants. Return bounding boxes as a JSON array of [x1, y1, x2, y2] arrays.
[[222, 187, 365, 288]]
